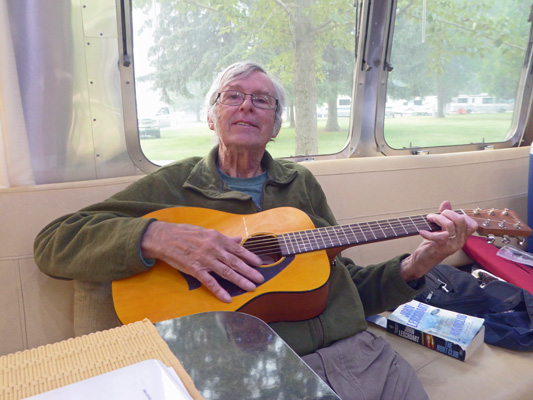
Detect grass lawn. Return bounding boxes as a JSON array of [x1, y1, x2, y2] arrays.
[[140, 113, 512, 163], [384, 113, 512, 148]]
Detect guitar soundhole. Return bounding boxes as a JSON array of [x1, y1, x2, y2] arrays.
[[242, 233, 283, 265]]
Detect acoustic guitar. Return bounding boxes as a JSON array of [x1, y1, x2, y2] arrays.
[[112, 206, 531, 324]]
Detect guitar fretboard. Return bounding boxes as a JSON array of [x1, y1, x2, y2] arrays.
[[278, 214, 444, 256]]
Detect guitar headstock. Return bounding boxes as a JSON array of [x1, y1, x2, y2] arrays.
[[465, 208, 532, 242]]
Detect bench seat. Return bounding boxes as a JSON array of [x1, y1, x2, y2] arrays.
[[1, 146, 531, 399]]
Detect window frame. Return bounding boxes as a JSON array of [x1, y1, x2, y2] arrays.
[[371, 0, 533, 156], [117, 0, 533, 175]]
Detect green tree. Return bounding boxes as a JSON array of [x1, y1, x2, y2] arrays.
[[135, 0, 356, 155], [390, 0, 529, 117]]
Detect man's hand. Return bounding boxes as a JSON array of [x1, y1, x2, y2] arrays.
[[399, 201, 478, 282], [140, 221, 265, 303]]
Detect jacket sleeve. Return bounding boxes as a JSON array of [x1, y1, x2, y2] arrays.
[[32, 170, 184, 282], [33, 199, 163, 282], [340, 255, 424, 316]]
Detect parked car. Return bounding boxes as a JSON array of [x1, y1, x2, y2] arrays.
[[138, 117, 160, 139], [317, 105, 328, 118], [385, 106, 403, 118], [155, 107, 172, 128]]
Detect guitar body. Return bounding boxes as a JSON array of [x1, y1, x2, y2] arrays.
[[112, 207, 331, 324]]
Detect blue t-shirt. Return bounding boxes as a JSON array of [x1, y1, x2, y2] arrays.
[[218, 169, 267, 210]]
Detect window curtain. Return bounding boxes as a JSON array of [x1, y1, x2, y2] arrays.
[[0, 0, 35, 188]]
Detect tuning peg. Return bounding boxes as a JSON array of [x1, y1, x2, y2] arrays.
[[474, 207, 482, 215], [518, 237, 526, 246], [502, 208, 510, 216], [501, 235, 511, 244], [489, 208, 496, 216], [486, 234, 496, 244]]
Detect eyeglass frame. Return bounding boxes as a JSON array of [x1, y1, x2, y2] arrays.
[[215, 90, 279, 111]]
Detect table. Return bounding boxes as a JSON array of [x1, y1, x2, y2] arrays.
[[156, 312, 340, 399]]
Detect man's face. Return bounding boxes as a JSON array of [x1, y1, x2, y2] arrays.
[[208, 71, 280, 151]]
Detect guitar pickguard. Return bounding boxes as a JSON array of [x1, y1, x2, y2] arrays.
[[180, 255, 295, 297]]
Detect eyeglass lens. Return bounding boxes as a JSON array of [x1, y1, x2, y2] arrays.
[[218, 91, 277, 110]]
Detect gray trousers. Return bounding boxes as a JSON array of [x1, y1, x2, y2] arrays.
[[302, 331, 429, 400]]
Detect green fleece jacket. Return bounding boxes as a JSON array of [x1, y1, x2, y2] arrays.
[[34, 146, 422, 356]]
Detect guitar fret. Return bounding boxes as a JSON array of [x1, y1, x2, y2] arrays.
[[369, 221, 386, 240], [373, 222, 383, 239], [348, 225, 360, 244], [284, 232, 297, 255], [365, 222, 376, 239], [340, 225, 352, 245], [384, 219, 398, 237], [297, 231, 307, 253], [420, 216, 436, 231], [309, 231, 317, 249], [314, 229, 328, 250], [324, 226, 335, 248], [296, 232, 303, 250], [393, 218, 409, 236], [411, 216, 423, 233], [356, 223, 367, 240], [399, 217, 416, 235], [342, 226, 351, 244], [334, 226, 349, 245], [307, 230, 318, 251], [309, 229, 319, 251], [352, 224, 367, 243], [417, 217, 432, 232], [330, 226, 341, 246]]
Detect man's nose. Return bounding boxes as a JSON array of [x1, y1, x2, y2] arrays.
[[239, 94, 254, 111]]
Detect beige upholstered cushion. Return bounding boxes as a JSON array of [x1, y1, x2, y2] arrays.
[[73, 280, 122, 336]]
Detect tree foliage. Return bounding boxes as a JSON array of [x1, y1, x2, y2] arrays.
[[390, 0, 530, 116], [133, 0, 530, 154], [134, 0, 355, 155]]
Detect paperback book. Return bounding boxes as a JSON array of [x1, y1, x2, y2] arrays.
[[368, 300, 485, 361]]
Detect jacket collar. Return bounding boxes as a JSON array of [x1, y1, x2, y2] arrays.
[[184, 146, 298, 196]]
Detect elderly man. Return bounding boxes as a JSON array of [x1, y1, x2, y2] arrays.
[[34, 61, 477, 399]]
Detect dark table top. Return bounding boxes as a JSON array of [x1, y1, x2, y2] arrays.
[[156, 311, 340, 400]]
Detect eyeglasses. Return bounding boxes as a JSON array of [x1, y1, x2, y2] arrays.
[[216, 90, 278, 110]]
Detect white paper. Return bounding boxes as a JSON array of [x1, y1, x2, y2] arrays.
[[24, 359, 193, 400], [497, 244, 533, 268]]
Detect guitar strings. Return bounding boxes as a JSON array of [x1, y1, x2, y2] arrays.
[[241, 208, 511, 258], [240, 210, 508, 256], [242, 213, 442, 258]]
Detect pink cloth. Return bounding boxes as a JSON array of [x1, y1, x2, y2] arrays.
[[463, 236, 533, 294]]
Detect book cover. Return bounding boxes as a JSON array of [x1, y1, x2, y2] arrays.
[[368, 300, 485, 361]]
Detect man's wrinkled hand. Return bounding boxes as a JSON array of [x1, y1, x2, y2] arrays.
[[399, 200, 478, 282], [141, 221, 265, 303]]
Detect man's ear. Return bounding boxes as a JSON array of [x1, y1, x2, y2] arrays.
[[207, 114, 215, 131], [271, 119, 282, 139]]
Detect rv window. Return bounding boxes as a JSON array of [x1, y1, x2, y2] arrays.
[[383, 0, 531, 150], [128, 1, 356, 166]]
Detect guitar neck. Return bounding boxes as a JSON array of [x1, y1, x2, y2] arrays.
[[278, 213, 446, 256]]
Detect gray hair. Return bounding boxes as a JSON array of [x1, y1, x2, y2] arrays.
[[205, 61, 285, 134]]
